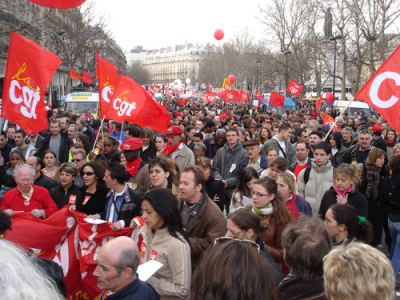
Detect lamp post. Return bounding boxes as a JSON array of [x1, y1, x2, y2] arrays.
[[283, 50, 292, 95], [329, 34, 342, 100], [256, 59, 261, 92]]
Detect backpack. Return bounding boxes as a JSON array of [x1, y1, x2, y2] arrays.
[[303, 165, 312, 185]]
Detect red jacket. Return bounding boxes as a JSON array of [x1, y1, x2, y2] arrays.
[[0, 185, 58, 217]]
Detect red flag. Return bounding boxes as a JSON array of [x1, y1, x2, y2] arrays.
[[221, 90, 240, 102], [239, 90, 250, 102], [325, 92, 335, 103], [81, 70, 93, 85], [286, 80, 303, 96], [254, 90, 264, 101], [323, 113, 339, 132], [96, 54, 119, 118], [221, 78, 232, 91], [106, 75, 170, 132], [355, 46, 400, 132], [269, 91, 285, 107], [69, 67, 82, 80], [177, 99, 189, 106], [204, 91, 217, 103], [1, 33, 62, 134], [28, 0, 86, 9], [316, 95, 323, 109]]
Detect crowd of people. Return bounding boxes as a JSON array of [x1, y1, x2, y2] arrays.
[[1, 98, 399, 299]]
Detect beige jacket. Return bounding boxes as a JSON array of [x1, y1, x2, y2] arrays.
[[141, 226, 191, 300]]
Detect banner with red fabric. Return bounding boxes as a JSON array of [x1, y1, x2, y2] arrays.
[[28, 0, 86, 9], [355, 46, 400, 132], [221, 78, 232, 91], [1, 32, 62, 134], [96, 54, 119, 118], [4, 208, 133, 300], [81, 71, 93, 85], [203, 92, 217, 103], [316, 95, 323, 109], [254, 90, 264, 101], [69, 67, 82, 80], [286, 80, 303, 96], [269, 91, 285, 107], [106, 75, 170, 132], [325, 92, 335, 103], [221, 90, 240, 102], [323, 113, 339, 132], [239, 90, 250, 102], [177, 99, 189, 106]]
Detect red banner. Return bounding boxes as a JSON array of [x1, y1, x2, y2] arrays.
[[323, 113, 339, 132], [286, 80, 303, 96], [269, 91, 285, 107], [4, 209, 133, 300], [81, 71, 93, 85], [325, 92, 335, 103], [355, 46, 400, 132], [69, 67, 82, 80], [177, 99, 189, 106], [221, 78, 232, 91], [239, 90, 250, 102], [316, 95, 323, 109], [203, 92, 217, 103], [96, 54, 119, 118], [1, 32, 62, 134], [220, 90, 240, 102], [106, 75, 170, 132], [29, 0, 86, 9]]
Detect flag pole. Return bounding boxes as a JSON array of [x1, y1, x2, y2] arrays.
[[119, 122, 124, 143], [92, 115, 106, 151], [323, 98, 356, 141]]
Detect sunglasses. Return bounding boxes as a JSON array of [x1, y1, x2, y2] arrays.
[[213, 237, 260, 253], [82, 172, 95, 176]]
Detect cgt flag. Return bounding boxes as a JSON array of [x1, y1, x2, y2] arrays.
[[96, 54, 119, 118], [28, 0, 86, 9], [269, 91, 285, 107], [355, 46, 400, 132], [221, 78, 232, 91], [286, 80, 303, 97], [106, 75, 170, 132], [1, 32, 62, 134]]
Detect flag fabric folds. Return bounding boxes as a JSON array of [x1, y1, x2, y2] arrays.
[[96, 54, 119, 118], [28, 0, 86, 9], [269, 91, 285, 107]]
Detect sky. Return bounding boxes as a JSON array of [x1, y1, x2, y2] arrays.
[[83, 0, 269, 51]]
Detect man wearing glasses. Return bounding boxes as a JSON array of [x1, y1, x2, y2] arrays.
[[71, 148, 86, 188]]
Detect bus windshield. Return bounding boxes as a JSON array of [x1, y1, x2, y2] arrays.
[[65, 102, 97, 114]]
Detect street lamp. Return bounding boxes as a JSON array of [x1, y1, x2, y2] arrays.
[[283, 50, 292, 95], [329, 34, 342, 100], [255, 59, 261, 92]]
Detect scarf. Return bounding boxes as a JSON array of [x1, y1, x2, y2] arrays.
[[386, 139, 396, 147], [126, 157, 142, 177], [18, 186, 34, 206], [333, 186, 353, 198], [252, 202, 274, 216], [162, 141, 181, 156]]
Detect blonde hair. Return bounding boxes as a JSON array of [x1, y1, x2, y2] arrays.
[[323, 242, 395, 300], [333, 162, 361, 187], [278, 172, 296, 195]]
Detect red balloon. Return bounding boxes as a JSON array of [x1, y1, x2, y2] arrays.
[[227, 74, 236, 83], [214, 29, 224, 41]]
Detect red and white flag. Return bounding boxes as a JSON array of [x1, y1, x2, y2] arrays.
[[28, 0, 86, 9], [203, 91, 217, 103], [239, 90, 251, 102], [286, 80, 303, 97], [323, 113, 339, 132], [96, 54, 119, 118], [355, 46, 400, 132], [221, 90, 240, 102], [106, 75, 170, 132], [1, 32, 62, 134]]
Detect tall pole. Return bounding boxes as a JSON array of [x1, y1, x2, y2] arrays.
[[283, 50, 292, 96], [332, 39, 337, 99]]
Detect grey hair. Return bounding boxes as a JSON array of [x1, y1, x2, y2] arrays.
[[215, 129, 226, 136], [0, 240, 63, 300], [115, 248, 140, 274], [194, 143, 207, 154], [13, 163, 36, 178]]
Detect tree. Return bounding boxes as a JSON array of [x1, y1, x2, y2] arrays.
[[127, 63, 150, 85]]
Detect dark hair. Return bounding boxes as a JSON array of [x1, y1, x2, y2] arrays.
[[15, 129, 27, 138], [0, 210, 12, 234], [192, 240, 279, 300], [142, 127, 154, 140], [269, 157, 289, 172], [0, 131, 7, 138], [77, 133, 91, 155], [9, 149, 25, 162], [81, 162, 106, 186], [193, 132, 204, 140], [196, 157, 212, 170], [112, 122, 122, 131], [142, 188, 186, 242], [155, 133, 167, 143], [310, 130, 324, 140], [28, 156, 44, 169], [226, 127, 238, 135], [59, 162, 78, 177], [329, 131, 343, 149], [125, 125, 143, 138], [182, 166, 205, 192], [236, 167, 259, 197], [105, 135, 119, 147], [314, 141, 332, 155], [296, 141, 310, 150], [390, 155, 400, 172], [329, 204, 373, 243], [107, 162, 130, 184], [149, 157, 175, 188], [42, 149, 57, 161], [228, 209, 264, 235], [358, 129, 371, 136], [282, 216, 331, 281], [278, 123, 291, 132]]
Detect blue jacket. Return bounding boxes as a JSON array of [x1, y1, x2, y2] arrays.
[[294, 194, 313, 216], [238, 154, 268, 176], [105, 278, 159, 300]]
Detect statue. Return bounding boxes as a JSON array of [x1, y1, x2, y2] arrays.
[[324, 8, 333, 38]]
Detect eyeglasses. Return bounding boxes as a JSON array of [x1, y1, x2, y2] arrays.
[[251, 191, 269, 198], [213, 237, 260, 253], [82, 172, 95, 176], [72, 159, 82, 162]]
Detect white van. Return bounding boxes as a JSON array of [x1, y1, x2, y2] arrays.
[[333, 100, 373, 117], [64, 92, 99, 116]]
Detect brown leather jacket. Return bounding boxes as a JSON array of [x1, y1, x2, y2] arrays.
[[258, 214, 286, 263]]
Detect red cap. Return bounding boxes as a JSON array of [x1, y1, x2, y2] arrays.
[[165, 125, 184, 137], [120, 138, 143, 151], [370, 124, 382, 133]]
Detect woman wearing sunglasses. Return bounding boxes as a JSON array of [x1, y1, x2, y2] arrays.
[[139, 188, 191, 299], [74, 162, 109, 216], [250, 177, 292, 264]]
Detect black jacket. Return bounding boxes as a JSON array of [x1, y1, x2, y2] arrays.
[[205, 176, 227, 211], [102, 187, 142, 227], [50, 184, 82, 209], [76, 184, 109, 216], [105, 278, 159, 300], [34, 174, 58, 191], [383, 169, 400, 221], [140, 142, 157, 163], [38, 134, 71, 164], [278, 274, 327, 300], [0, 144, 12, 164], [318, 187, 368, 218]]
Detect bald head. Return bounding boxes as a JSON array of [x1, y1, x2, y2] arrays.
[[101, 237, 139, 270]]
